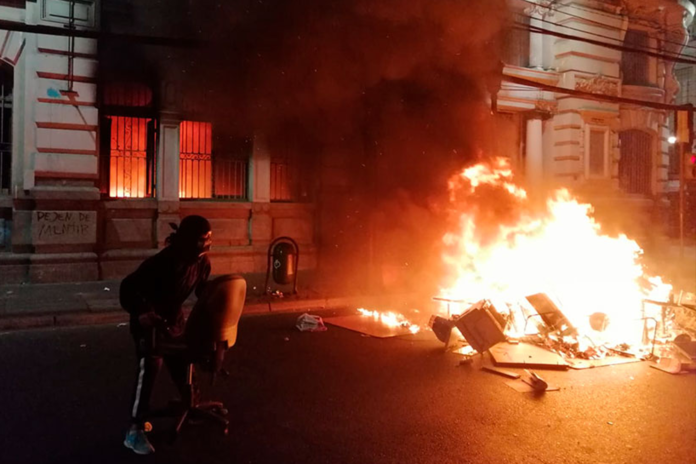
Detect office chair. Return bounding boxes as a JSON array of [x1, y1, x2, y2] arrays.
[[166, 274, 247, 437]]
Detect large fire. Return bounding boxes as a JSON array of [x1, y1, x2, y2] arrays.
[[439, 158, 671, 348]]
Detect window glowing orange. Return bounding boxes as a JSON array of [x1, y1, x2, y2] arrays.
[[179, 121, 213, 198], [108, 116, 151, 198]]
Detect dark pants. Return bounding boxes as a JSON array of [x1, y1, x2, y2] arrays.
[[129, 328, 188, 427]]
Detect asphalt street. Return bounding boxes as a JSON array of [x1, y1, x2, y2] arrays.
[[0, 310, 694, 464]]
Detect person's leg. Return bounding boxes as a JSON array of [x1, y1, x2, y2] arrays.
[[130, 353, 164, 423], [124, 333, 161, 455]]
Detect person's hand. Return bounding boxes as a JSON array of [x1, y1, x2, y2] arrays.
[[138, 311, 163, 328]]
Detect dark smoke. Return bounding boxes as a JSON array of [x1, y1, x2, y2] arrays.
[[104, 0, 511, 295]]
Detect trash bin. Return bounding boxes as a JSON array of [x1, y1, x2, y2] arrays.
[[272, 242, 296, 285], [265, 237, 299, 295]]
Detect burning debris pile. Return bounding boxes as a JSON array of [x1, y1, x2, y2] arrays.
[[426, 159, 696, 373], [344, 158, 696, 377]]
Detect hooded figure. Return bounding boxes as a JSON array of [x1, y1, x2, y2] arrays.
[[120, 215, 212, 455]]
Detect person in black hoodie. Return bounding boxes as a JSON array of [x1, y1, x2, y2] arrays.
[[120, 215, 212, 455]]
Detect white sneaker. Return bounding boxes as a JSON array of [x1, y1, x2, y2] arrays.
[[123, 425, 155, 455]]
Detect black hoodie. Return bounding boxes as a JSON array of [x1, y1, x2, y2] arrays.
[[119, 246, 211, 337]]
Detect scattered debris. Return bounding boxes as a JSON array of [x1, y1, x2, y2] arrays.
[[481, 365, 520, 379], [79, 344, 86, 348], [103, 287, 110, 292], [453, 300, 506, 353], [650, 358, 682, 374], [5, 290, 12, 295], [116, 322, 127, 328], [271, 290, 284, 298], [296, 313, 327, 332], [521, 369, 548, 391], [505, 378, 559, 393]]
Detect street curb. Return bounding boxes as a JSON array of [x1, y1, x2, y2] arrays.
[[0, 292, 420, 332], [0, 297, 355, 331]]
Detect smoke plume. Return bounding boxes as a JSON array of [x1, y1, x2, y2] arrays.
[[105, 0, 512, 294]]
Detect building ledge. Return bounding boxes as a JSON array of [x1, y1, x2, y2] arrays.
[[503, 64, 560, 86], [622, 85, 665, 104]]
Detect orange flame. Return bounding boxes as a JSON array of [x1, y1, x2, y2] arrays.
[[441, 158, 671, 346], [358, 308, 421, 334]]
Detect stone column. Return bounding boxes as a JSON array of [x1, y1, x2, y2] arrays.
[[156, 113, 180, 246], [250, 133, 272, 247], [251, 132, 271, 202], [526, 117, 544, 189], [156, 113, 181, 201]]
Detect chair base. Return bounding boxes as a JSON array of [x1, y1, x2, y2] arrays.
[[171, 400, 229, 439]]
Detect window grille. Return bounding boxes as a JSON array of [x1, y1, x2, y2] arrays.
[[675, 67, 694, 106], [0, 65, 12, 194], [619, 130, 652, 195], [588, 129, 606, 177], [179, 121, 212, 198], [270, 157, 297, 201], [107, 116, 155, 198], [179, 121, 248, 200]]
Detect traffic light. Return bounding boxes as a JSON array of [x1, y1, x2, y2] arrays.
[[677, 109, 694, 145], [686, 152, 696, 180]]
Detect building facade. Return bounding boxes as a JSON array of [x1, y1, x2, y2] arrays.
[[0, 0, 317, 284], [498, 0, 695, 239]]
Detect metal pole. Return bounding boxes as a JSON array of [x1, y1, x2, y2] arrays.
[[679, 138, 685, 259]]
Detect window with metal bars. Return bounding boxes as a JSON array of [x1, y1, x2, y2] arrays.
[[0, 64, 11, 195], [270, 156, 296, 201], [588, 129, 607, 178], [103, 116, 156, 198], [179, 121, 248, 200]]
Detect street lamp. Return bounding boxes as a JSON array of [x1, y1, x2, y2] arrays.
[[668, 135, 677, 144]]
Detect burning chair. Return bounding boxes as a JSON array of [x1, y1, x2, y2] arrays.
[[430, 299, 508, 353]]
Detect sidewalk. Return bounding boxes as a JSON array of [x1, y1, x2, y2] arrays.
[[0, 278, 364, 331]]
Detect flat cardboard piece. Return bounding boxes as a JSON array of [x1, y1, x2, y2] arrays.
[[566, 356, 640, 370], [324, 314, 415, 338], [650, 358, 683, 374], [489, 342, 570, 370]]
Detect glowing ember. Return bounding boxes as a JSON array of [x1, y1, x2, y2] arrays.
[[357, 308, 421, 334], [440, 158, 671, 348]]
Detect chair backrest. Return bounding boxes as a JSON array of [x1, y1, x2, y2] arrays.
[[185, 274, 247, 355]]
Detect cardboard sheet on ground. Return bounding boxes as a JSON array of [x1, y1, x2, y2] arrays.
[[324, 315, 415, 338], [490, 342, 570, 370], [566, 356, 640, 369]]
